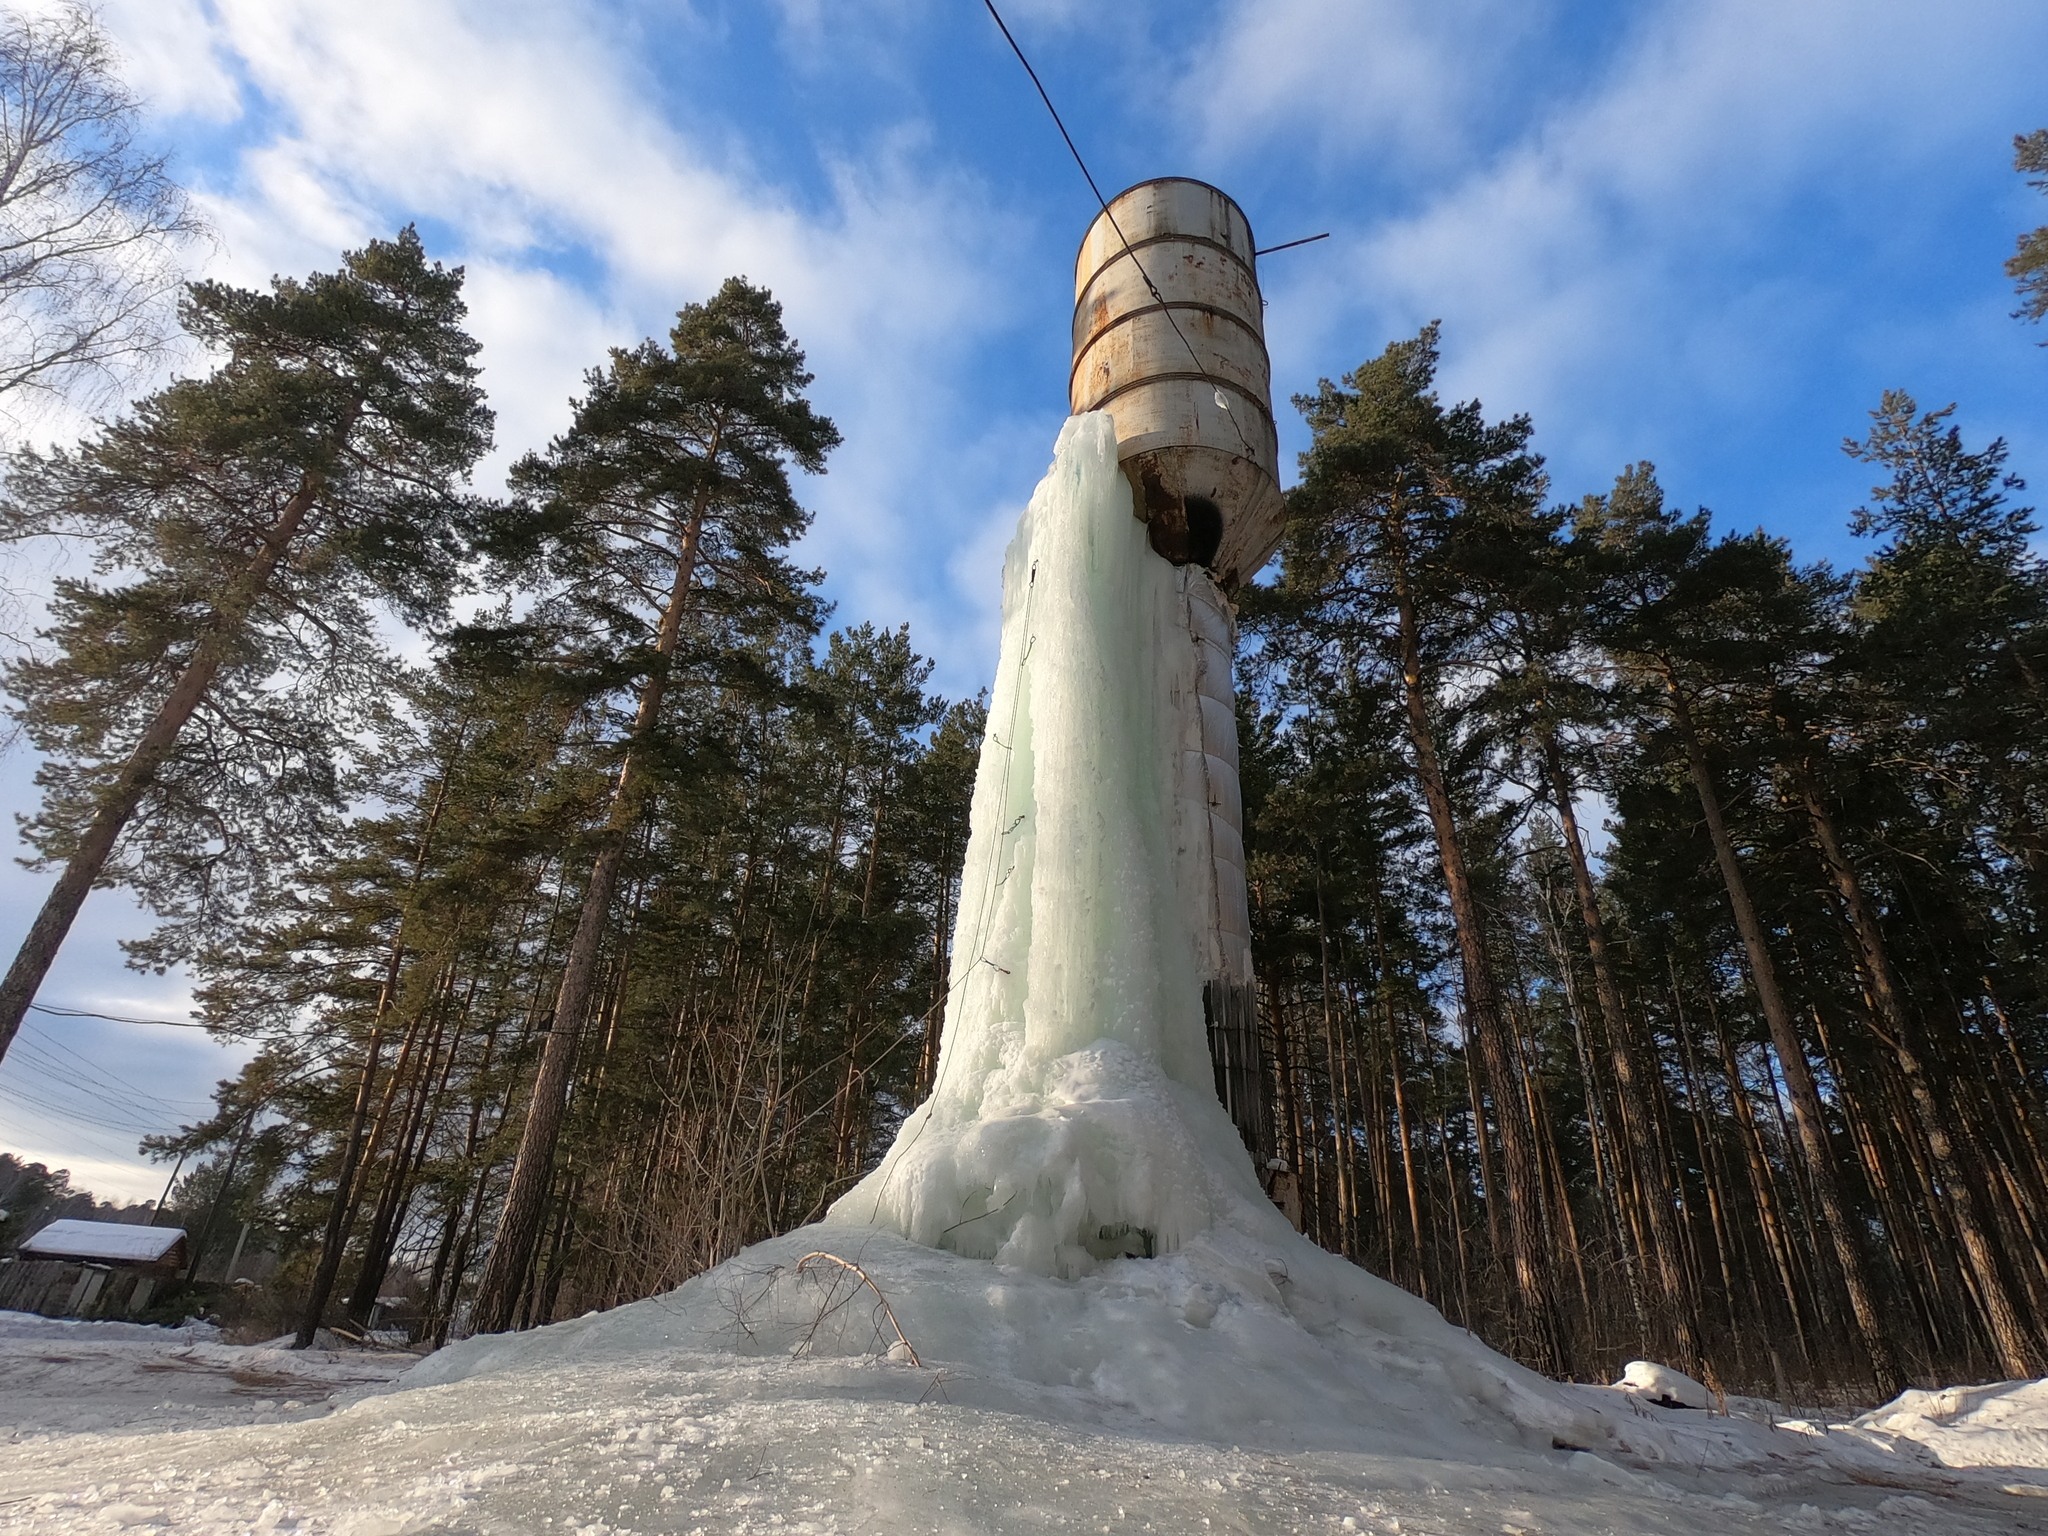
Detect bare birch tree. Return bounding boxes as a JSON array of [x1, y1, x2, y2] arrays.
[[0, 3, 204, 421]]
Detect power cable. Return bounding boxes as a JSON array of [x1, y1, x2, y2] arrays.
[[0, 1101, 157, 1165], [11, 1028, 211, 1116], [0, 1091, 155, 1141], [3, 1040, 177, 1114], [0, 1048, 198, 1126], [29, 1002, 212, 1029], [0, 1077, 169, 1138], [979, 0, 1261, 463], [979, 0, 1115, 231]]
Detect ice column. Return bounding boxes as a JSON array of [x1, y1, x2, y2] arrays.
[[826, 414, 1272, 1276]]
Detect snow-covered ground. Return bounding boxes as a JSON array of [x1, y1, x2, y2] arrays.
[[0, 1309, 417, 1439], [4, 1234, 2048, 1536]]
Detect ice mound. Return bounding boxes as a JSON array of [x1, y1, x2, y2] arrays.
[[1616, 1359, 1713, 1409], [1856, 1379, 2048, 1473], [407, 1224, 1606, 1458]]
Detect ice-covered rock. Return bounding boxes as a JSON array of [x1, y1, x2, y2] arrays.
[[1616, 1359, 1714, 1409]]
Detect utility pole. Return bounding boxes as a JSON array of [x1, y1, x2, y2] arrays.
[[185, 1113, 255, 1283]]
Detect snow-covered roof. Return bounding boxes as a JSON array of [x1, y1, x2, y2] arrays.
[[17, 1219, 186, 1264]]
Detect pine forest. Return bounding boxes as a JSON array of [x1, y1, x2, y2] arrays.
[[6, 170, 2047, 1407]]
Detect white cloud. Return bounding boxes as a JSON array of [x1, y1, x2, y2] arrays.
[[1186, 0, 1543, 174], [1199, 0, 2048, 513], [457, 262, 624, 479], [84, 0, 1037, 694], [99, 0, 242, 121]]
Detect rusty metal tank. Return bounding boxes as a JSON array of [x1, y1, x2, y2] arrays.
[[1070, 178, 1286, 591]]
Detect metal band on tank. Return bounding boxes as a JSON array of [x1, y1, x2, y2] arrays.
[[1075, 371, 1279, 441], [1069, 303, 1270, 394], [1073, 176, 1257, 262], [1072, 299, 1266, 354], [1073, 232, 1257, 290], [1085, 172, 1257, 218]]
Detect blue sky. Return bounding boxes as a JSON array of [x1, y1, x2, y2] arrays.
[[2, 0, 2044, 1199]]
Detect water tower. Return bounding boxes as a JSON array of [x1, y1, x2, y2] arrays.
[[1070, 178, 1287, 589], [1071, 178, 1283, 1167]]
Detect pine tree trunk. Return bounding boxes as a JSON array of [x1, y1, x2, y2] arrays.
[[1434, 1056, 1476, 1327], [1382, 974, 1428, 1297], [294, 932, 406, 1349], [1667, 684, 1901, 1395], [470, 455, 716, 1334], [1368, 900, 1429, 1293], [1538, 725, 1701, 1371], [1795, 762, 2043, 1378], [185, 1113, 255, 1282], [345, 968, 462, 1328], [293, 745, 468, 1350], [1716, 1019, 1816, 1373], [1671, 999, 1751, 1376], [1314, 874, 1357, 1257], [1391, 550, 1565, 1373]]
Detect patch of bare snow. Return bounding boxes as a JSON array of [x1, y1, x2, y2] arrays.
[[3, 1240, 2048, 1533], [1852, 1379, 2048, 1493]]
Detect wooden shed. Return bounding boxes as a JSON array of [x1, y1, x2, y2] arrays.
[[1, 1218, 189, 1319]]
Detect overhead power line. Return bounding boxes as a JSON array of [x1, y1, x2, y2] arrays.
[[979, 0, 1260, 462], [30, 1001, 210, 1028], [6, 1038, 204, 1121], [0, 1077, 172, 1138], [0, 1099, 160, 1166]]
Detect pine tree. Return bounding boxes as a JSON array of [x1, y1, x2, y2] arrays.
[[1583, 466, 1904, 1393], [186, 632, 591, 1346], [467, 279, 837, 1334], [1276, 324, 1570, 1374], [1830, 392, 2048, 1377], [1487, 505, 1705, 1374], [2009, 130, 2048, 333], [1843, 392, 2046, 905], [0, 228, 491, 1063]]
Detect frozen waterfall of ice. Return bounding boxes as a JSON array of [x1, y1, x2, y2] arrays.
[[821, 410, 1276, 1276]]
